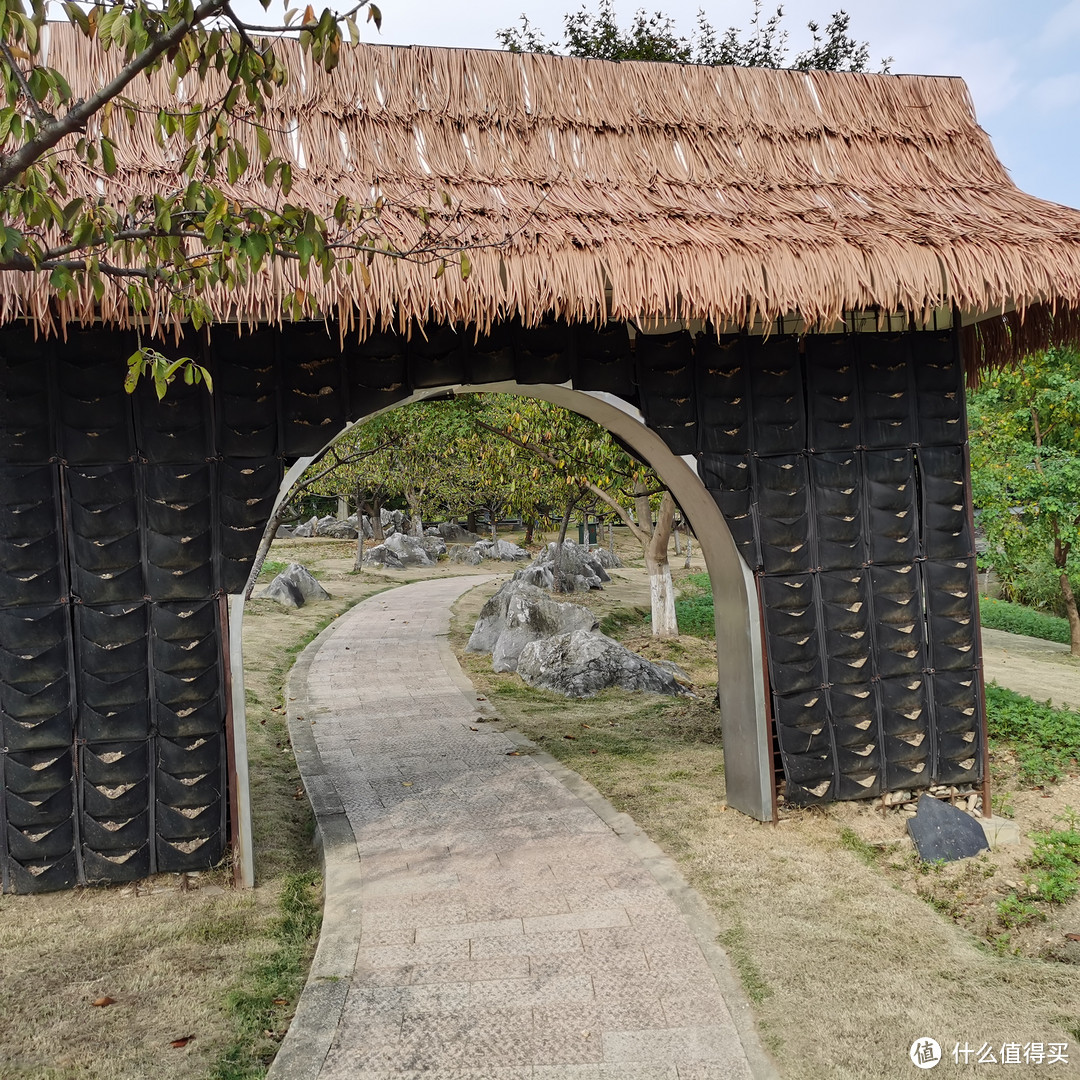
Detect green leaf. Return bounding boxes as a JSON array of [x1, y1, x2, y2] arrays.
[[459, 252, 471, 280], [100, 136, 116, 176]]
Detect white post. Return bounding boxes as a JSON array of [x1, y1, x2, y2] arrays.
[[227, 595, 255, 888]]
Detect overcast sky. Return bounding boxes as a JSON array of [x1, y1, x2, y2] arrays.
[[347, 0, 1080, 210]]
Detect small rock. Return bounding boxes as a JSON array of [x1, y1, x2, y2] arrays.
[[907, 794, 990, 862]]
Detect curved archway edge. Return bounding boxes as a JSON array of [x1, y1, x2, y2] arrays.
[[230, 381, 773, 883]]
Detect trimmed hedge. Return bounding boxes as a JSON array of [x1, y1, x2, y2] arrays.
[[979, 596, 1071, 645]]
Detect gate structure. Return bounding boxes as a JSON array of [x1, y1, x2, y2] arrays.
[[3, 30, 1080, 890]]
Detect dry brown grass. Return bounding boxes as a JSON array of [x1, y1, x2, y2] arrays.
[[451, 571, 1080, 1080], [0, 539, 455, 1080]]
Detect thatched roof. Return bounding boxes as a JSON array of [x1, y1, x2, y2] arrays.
[[7, 24, 1080, 362]]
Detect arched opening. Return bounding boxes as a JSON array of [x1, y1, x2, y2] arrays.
[[228, 379, 773, 885]]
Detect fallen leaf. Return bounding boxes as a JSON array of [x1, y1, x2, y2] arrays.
[[91, 996, 117, 1007], [170, 1036, 195, 1048], [506, 751, 521, 757], [294, 787, 304, 799], [470, 727, 479, 731], [1066, 932, 1080, 942], [590, 749, 598, 755], [402, 781, 412, 787], [272, 998, 289, 1006], [563, 734, 576, 740]]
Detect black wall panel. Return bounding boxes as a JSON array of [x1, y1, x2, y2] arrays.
[[696, 327, 984, 805], [0, 319, 986, 889]]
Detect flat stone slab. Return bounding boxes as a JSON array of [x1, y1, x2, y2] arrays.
[[273, 578, 772, 1080], [907, 793, 991, 862]]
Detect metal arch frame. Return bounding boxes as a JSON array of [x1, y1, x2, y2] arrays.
[[229, 380, 772, 887]]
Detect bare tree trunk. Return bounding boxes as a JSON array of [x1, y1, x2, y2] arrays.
[[646, 492, 678, 638], [553, 499, 576, 593], [608, 521, 614, 554], [1062, 572, 1080, 657], [467, 510, 478, 534], [684, 526, 693, 570], [243, 501, 289, 600], [524, 517, 535, 545], [371, 496, 384, 542], [633, 479, 653, 539], [673, 519, 681, 556], [405, 488, 424, 536], [336, 495, 349, 520]]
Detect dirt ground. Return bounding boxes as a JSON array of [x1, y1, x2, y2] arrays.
[[4, 529, 1079, 1079], [982, 626, 1080, 710], [0, 538, 488, 1080], [451, 564, 1080, 1080]]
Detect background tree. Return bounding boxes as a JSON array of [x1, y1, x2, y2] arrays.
[[0, 0, 467, 392], [969, 347, 1080, 655], [498, 0, 889, 72]]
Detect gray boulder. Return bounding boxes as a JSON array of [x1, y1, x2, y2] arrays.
[[449, 543, 485, 565], [383, 532, 435, 567], [275, 524, 295, 539], [514, 539, 611, 592], [438, 521, 483, 544], [319, 519, 359, 540], [420, 535, 448, 560], [362, 544, 405, 569], [313, 515, 338, 536], [467, 579, 598, 672], [488, 539, 529, 562], [593, 547, 623, 569], [517, 629, 686, 698], [291, 516, 318, 538], [263, 562, 330, 607]]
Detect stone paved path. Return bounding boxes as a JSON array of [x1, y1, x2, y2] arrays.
[[277, 577, 767, 1080]]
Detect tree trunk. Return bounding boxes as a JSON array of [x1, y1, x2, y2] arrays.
[[354, 482, 366, 571], [608, 521, 614, 555], [405, 489, 424, 536], [371, 496, 384, 542], [491, 513, 498, 543], [553, 500, 575, 593], [673, 520, 681, 556], [684, 526, 693, 570], [633, 479, 653, 538], [1061, 572, 1080, 657], [524, 517, 535, 545], [336, 495, 349, 520], [466, 510, 478, 534], [243, 501, 289, 600], [646, 492, 678, 638]]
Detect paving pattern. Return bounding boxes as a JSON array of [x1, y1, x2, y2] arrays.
[[290, 577, 760, 1080]]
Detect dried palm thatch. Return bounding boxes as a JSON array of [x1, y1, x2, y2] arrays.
[[6, 24, 1080, 366]]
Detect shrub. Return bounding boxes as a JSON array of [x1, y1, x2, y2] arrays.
[[979, 596, 1071, 644]]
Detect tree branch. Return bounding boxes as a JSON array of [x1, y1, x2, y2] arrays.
[[473, 419, 650, 546], [0, 0, 231, 188]]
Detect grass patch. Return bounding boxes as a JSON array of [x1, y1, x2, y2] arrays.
[[209, 871, 323, 1080], [980, 596, 1071, 644], [985, 684, 1080, 784], [674, 572, 714, 639], [838, 826, 882, 867], [259, 560, 289, 581], [994, 813, 1080, 937], [716, 924, 772, 1005]]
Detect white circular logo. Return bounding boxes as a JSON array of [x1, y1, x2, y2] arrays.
[[910, 1038, 942, 1069]]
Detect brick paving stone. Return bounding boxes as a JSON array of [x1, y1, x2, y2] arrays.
[[288, 577, 758, 1079]]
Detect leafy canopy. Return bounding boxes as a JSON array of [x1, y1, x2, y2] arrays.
[[498, 0, 889, 72], [0, 0, 465, 396], [969, 347, 1080, 648]]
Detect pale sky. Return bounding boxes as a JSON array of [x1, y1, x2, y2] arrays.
[[348, 0, 1080, 211]]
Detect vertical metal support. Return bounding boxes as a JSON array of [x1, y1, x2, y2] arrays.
[[221, 593, 255, 888]]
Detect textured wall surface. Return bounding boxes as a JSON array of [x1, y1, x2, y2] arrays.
[[0, 321, 983, 891]]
